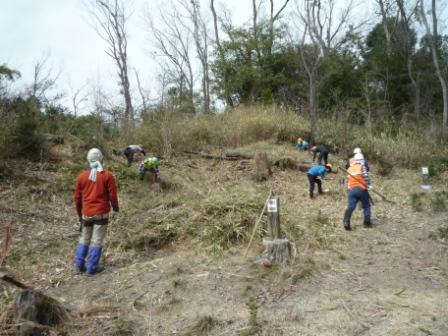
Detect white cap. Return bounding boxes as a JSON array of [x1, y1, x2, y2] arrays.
[[353, 147, 362, 155], [87, 148, 103, 162], [354, 153, 364, 161]]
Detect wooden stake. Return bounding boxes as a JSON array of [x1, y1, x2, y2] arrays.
[[267, 195, 281, 239], [244, 191, 272, 256]]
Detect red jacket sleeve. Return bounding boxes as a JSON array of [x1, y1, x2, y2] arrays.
[[107, 173, 119, 212], [74, 175, 83, 216]]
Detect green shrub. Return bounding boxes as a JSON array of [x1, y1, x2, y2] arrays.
[[0, 98, 48, 161]]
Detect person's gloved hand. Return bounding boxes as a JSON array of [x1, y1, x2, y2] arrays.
[[78, 215, 83, 224], [368, 185, 373, 190]]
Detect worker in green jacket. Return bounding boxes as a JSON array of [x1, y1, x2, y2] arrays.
[[139, 156, 160, 191]]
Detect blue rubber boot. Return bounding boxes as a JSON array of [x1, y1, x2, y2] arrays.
[[74, 244, 89, 272], [86, 246, 103, 275]]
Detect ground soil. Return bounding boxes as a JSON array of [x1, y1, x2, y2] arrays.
[[1, 144, 447, 335]]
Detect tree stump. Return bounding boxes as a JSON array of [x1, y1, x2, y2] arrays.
[[11, 289, 68, 327], [261, 195, 293, 266], [262, 238, 293, 266], [254, 152, 271, 182]]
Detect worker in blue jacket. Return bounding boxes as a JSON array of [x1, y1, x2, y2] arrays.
[[307, 164, 332, 199]]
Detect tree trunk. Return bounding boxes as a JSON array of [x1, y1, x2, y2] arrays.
[[420, 0, 448, 136], [210, 0, 233, 109], [378, 0, 392, 56], [254, 152, 271, 182], [309, 73, 317, 142], [396, 0, 421, 119]]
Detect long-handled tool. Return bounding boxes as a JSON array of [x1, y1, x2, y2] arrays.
[[339, 165, 395, 204]]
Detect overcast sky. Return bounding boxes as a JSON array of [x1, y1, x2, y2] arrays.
[[0, 0, 256, 112]]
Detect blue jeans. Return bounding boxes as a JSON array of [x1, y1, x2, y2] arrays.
[[344, 188, 371, 222]]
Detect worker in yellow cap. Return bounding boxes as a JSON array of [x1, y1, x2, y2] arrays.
[[296, 137, 310, 151]]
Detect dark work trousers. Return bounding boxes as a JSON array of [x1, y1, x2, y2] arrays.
[[344, 187, 371, 223], [307, 173, 322, 198], [124, 149, 134, 166], [318, 150, 329, 165]]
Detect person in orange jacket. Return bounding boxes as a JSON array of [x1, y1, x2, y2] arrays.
[[74, 148, 119, 275], [343, 158, 371, 231]]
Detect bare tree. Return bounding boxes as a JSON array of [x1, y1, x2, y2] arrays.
[[86, 0, 135, 132], [395, 0, 421, 118], [181, 0, 211, 113], [147, 1, 195, 111], [376, 0, 395, 56], [252, 0, 263, 60], [298, 25, 321, 142], [267, 0, 291, 56], [210, 0, 233, 107], [70, 84, 89, 117], [134, 69, 150, 114], [419, 0, 448, 136], [294, 0, 357, 140], [29, 52, 61, 103]]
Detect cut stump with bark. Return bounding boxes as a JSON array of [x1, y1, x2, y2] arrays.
[[0, 273, 69, 334], [254, 152, 271, 182], [262, 238, 293, 266], [261, 195, 293, 266], [12, 289, 68, 326]]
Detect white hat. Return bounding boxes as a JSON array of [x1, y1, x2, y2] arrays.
[[87, 148, 103, 163], [354, 153, 364, 161], [353, 147, 362, 155]]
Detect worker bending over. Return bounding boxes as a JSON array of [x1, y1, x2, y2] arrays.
[[139, 156, 160, 190], [123, 144, 146, 166], [311, 145, 329, 165], [307, 164, 332, 199]]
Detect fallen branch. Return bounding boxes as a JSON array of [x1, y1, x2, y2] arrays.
[[0, 272, 67, 310], [0, 272, 29, 290], [225, 151, 254, 159], [184, 151, 248, 161]]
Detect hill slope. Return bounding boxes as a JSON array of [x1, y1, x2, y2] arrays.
[[1, 142, 447, 335]]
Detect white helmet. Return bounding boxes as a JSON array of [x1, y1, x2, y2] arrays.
[[353, 147, 362, 155], [354, 153, 364, 161], [87, 148, 103, 162]]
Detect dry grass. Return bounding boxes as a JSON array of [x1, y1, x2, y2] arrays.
[[130, 106, 447, 172], [1, 122, 448, 335]]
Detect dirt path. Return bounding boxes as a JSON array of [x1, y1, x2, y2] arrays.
[[277, 213, 448, 336], [49, 209, 447, 335]]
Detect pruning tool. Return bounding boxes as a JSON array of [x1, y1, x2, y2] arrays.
[[339, 165, 395, 204]]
